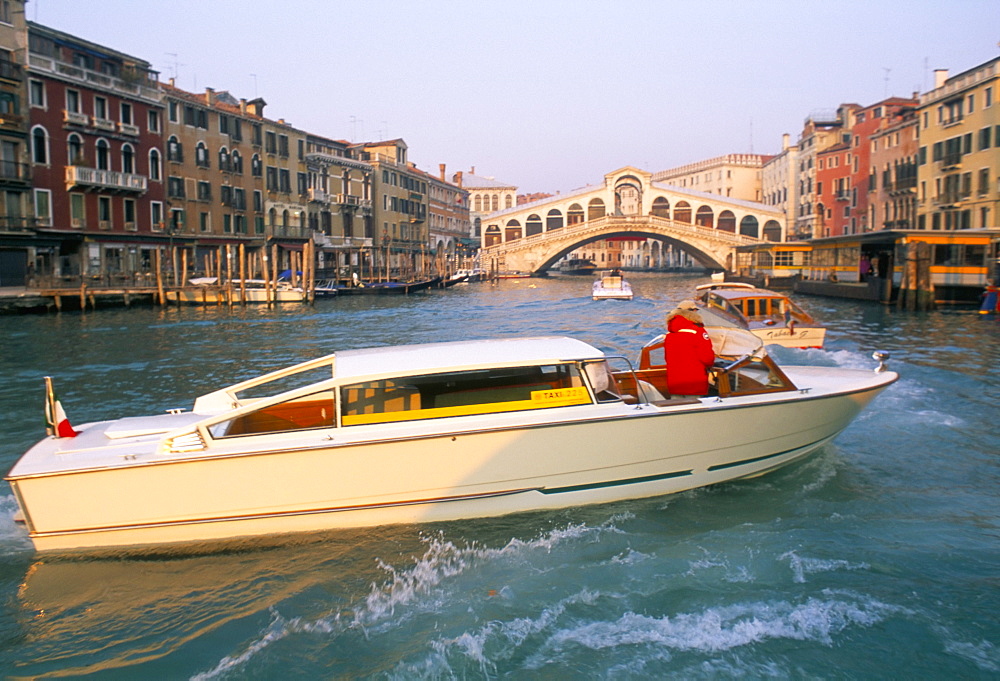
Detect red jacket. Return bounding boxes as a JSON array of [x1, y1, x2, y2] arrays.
[[664, 315, 715, 395]]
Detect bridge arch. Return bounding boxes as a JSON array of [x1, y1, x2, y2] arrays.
[[695, 205, 714, 228], [739, 215, 759, 238], [531, 228, 725, 272], [546, 209, 563, 231], [526, 214, 543, 237]]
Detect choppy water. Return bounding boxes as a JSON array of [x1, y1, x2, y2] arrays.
[[0, 272, 997, 679]]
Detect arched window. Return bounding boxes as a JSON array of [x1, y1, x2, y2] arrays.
[[148, 148, 161, 181], [121, 143, 135, 174], [525, 214, 543, 237], [739, 216, 759, 238], [167, 135, 182, 162], [219, 146, 229, 172], [31, 126, 48, 164], [717, 210, 736, 233], [96, 139, 110, 170], [282, 209, 290, 229], [269, 207, 277, 227], [587, 198, 606, 221], [474, 195, 482, 212], [695, 206, 714, 228], [67, 133, 83, 165], [251, 154, 262, 177], [546, 209, 563, 231], [195, 141, 209, 168], [651, 197, 670, 218], [491, 194, 499, 212], [567, 204, 585, 225], [504, 194, 513, 209], [231, 150, 242, 174]]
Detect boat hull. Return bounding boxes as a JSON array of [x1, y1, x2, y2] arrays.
[[8, 369, 892, 552]]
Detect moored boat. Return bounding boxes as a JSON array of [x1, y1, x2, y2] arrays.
[[7, 331, 894, 553], [559, 258, 598, 275], [695, 282, 827, 349], [592, 269, 633, 300]]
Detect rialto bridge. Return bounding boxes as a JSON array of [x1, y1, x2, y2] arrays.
[[479, 167, 785, 274]]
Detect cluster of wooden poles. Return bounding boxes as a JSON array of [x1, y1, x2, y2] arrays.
[[153, 241, 319, 306]]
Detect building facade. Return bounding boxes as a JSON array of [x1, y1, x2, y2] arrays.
[[869, 106, 919, 230], [458, 169, 517, 239], [917, 58, 1000, 230], [761, 134, 799, 242], [427, 163, 471, 271], [652, 153, 771, 202], [27, 21, 165, 282], [0, 0, 31, 284], [792, 109, 850, 240]]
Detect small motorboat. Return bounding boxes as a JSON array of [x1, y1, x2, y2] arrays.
[[695, 282, 826, 349], [7, 331, 894, 553], [592, 269, 633, 301], [559, 258, 598, 276]]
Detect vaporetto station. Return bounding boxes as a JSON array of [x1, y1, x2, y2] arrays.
[[480, 167, 786, 274]]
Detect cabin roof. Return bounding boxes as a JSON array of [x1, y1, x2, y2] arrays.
[[332, 336, 604, 381], [707, 288, 787, 301]]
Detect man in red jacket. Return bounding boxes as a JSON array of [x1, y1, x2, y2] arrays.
[[664, 300, 716, 396]]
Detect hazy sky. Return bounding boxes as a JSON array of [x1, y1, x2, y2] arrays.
[[29, 0, 1000, 194]]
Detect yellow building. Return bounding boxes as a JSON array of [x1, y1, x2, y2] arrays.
[[917, 57, 1000, 230]]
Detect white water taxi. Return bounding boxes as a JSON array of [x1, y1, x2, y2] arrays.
[[696, 283, 827, 349], [592, 270, 634, 301], [7, 332, 894, 553]]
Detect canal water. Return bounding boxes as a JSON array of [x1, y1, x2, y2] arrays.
[[0, 273, 997, 679]]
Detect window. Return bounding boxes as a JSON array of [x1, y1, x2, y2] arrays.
[[253, 190, 262, 212], [148, 149, 161, 181], [979, 127, 992, 151], [167, 176, 184, 198], [168, 101, 178, 122], [94, 96, 107, 120], [123, 198, 136, 230], [251, 123, 262, 146], [33, 188, 51, 226], [251, 154, 262, 177], [70, 193, 85, 228], [265, 131, 276, 154], [223, 214, 232, 233], [278, 134, 288, 157], [67, 133, 83, 164], [98, 196, 111, 228], [148, 109, 160, 132], [220, 184, 232, 207], [195, 141, 209, 168], [338, 364, 587, 428], [31, 126, 48, 164], [120, 102, 133, 125], [65, 89, 80, 113], [279, 168, 290, 193], [151, 201, 163, 231], [233, 187, 246, 210], [199, 211, 210, 232], [266, 166, 277, 191], [121, 143, 134, 173], [197, 181, 211, 201], [297, 171, 307, 195], [96, 139, 110, 170]]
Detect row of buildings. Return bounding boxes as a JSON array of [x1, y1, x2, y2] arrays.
[[0, 3, 477, 287]]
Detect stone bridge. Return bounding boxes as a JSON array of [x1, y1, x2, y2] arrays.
[[482, 214, 762, 274], [477, 166, 784, 274]]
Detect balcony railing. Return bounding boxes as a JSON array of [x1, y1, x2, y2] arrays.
[[0, 160, 29, 182], [0, 58, 22, 81], [0, 216, 38, 232], [92, 117, 115, 132], [28, 53, 161, 104], [65, 165, 148, 193], [118, 122, 140, 136], [64, 110, 88, 125], [308, 187, 328, 203]]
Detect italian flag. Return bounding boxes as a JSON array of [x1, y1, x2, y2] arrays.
[[44, 377, 78, 438]]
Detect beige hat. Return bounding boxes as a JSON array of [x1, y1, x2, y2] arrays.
[[676, 299, 699, 311]]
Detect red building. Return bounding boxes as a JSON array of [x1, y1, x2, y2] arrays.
[[27, 22, 164, 280], [816, 142, 852, 238]]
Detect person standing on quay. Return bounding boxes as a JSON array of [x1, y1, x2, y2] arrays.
[[664, 300, 716, 397]]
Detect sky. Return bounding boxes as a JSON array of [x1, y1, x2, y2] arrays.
[[27, 0, 1000, 194]]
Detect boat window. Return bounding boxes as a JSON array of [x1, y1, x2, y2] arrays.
[[340, 364, 587, 426], [583, 360, 622, 403], [721, 357, 794, 395], [234, 364, 334, 402], [211, 388, 336, 437]]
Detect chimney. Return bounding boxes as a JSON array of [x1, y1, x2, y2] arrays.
[[455, 171, 463, 187], [439, 163, 446, 181], [247, 98, 266, 117], [169, 77, 175, 87], [782, 133, 790, 150], [934, 69, 949, 89], [205, 87, 214, 104], [239, 98, 247, 114], [470, 166, 475, 175]]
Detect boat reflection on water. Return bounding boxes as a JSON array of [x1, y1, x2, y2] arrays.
[[14, 526, 429, 677]]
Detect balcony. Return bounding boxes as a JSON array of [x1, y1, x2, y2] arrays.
[[335, 193, 361, 206], [28, 53, 160, 104], [65, 165, 148, 193], [308, 187, 328, 203], [118, 122, 139, 136], [0, 160, 29, 183], [0, 58, 22, 81], [0, 216, 38, 232], [64, 110, 88, 126], [92, 117, 116, 132], [941, 153, 962, 168]]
